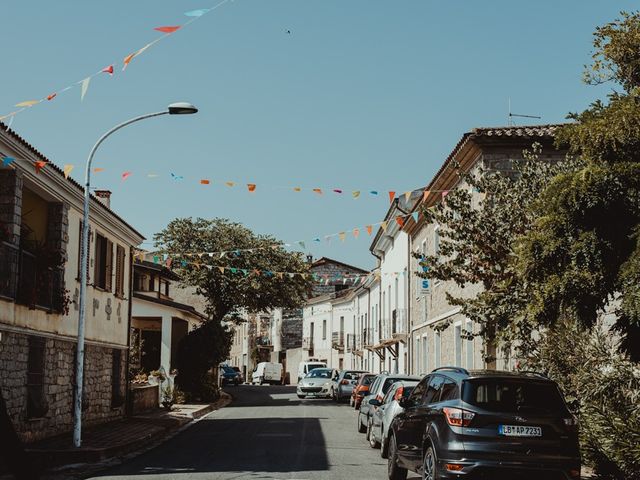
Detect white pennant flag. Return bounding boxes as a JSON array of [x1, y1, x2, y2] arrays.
[[80, 77, 91, 101]]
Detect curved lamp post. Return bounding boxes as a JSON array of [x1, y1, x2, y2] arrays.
[[73, 102, 198, 448]]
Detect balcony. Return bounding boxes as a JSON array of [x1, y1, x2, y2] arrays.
[[0, 242, 66, 312], [331, 331, 344, 351], [255, 335, 272, 347], [380, 309, 408, 343]]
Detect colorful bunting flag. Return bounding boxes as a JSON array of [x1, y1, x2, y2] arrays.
[[122, 52, 136, 71], [102, 65, 114, 76], [370, 191, 378, 195], [184, 9, 210, 17], [218, 266, 225, 273], [293, 187, 301, 192], [423, 190, 429, 202], [94, 167, 105, 173], [389, 191, 396, 203], [200, 179, 210, 185], [404, 191, 411, 202], [353, 228, 360, 238], [352, 191, 360, 199], [412, 211, 419, 222], [15, 100, 39, 107], [121, 171, 132, 181], [225, 181, 235, 187], [2, 157, 14, 166], [366, 225, 373, 236], [80, 77, 91, 101], [339, 232, 346, 242], [381, 221, 388, 231], [442, 190, 449, 199], [46, 93, 57, 101], [333, 189, 342, 194], [34, 161, 47, 174], [154, 26, 181, 33], [247, 183, 256, 192], [396, 216, 405, 227], [63, 164, 74, 179], [313, 188, 323, 195]]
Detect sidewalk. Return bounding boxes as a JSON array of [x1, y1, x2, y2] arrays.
[[1, 393, 231, 479]]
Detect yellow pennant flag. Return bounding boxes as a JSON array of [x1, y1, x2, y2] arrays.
[[293, 187, 301, 192], [218, 266, 225, 273], [15, 100, 39, 107], [339, 232, 346, 242], [277, 272, 284, 279], [352, 191, 361, 199], [225, 181, 236, 187], [404, 191, 412, 202], [63, 164, 74, 179], [381, 221, 388, 231]]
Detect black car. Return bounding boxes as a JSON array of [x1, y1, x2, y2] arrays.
[[387, 367, 581, 480]]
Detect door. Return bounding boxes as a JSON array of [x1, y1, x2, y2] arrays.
[[394, 375, 431, 469]]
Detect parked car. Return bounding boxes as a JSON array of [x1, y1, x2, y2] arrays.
[[357, 374, 421, 434], [366, 380, 418, 457], [231, 366, 244, 384], [386, 367, 581, 480], [296, 367, 335, 399], [219, 365, 241, 386], [251, 362, 283, 385], [351, 373, 375, 409], [297, 360, 327, 383], [331, 370, 367, 402]]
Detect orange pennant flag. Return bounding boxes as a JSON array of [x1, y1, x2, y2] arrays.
[[247, 183, 256, 192], [154, 26, 181, 33], [353, 228, 360, 238], [46, 93, 57, 101], [218, 266, 225, 273], [388, 191, 396, 203], [93, 167, 105, 173], [423, 190, 429, 202], [396, 216, 405, 227], [366, 225, 373, 236], [122, 52, 136, 71], [34, 161, 47, 174], [200, 179, 210, 185], [313, 188, 323, 195]]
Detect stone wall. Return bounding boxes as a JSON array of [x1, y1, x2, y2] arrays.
[[310, 262, 365, 297], [0, 328, 127, 443]]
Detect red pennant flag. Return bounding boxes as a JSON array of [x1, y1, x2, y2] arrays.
[[442, 190, 449, 199], [154, 26, 181, 33], [389, 191, 396, 203], [34, 161, 47, 174], [46, 93, 57, 101], [395, 216, 404, 227], [102, 65, 114, 76], [247, 183, 257, 192]]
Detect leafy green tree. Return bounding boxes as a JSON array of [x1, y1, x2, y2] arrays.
[[518, 11, 640, 359], [155, 218, 311, 398]]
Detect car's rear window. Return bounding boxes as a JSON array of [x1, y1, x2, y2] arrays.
[[362, 375, 374, 386], [382, 377, 409, 394], [462, 379, 567, 414]]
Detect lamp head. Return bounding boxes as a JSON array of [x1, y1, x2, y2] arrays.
[[167, 102, 198, 115]]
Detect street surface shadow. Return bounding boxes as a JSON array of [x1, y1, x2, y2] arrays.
[[93, 417, 329, 476]]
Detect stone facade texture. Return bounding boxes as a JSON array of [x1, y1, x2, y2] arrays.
[[310, 260, 366, 298], [0, 328, 127, 443]]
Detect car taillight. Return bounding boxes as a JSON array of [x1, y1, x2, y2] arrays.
[[443, 407, 475, 427], [340, 380, 350, 385], [394, 386, 404, 401]]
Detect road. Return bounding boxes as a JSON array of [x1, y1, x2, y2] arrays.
[[91, 385, 417, 480]]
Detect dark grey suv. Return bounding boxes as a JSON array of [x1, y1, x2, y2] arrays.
[[387, 367, 581, 480]]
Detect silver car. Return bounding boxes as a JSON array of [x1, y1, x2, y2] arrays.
[[296, 368, 334, 399], [366, 380, 418, 457], [331, 370, 367, 402]]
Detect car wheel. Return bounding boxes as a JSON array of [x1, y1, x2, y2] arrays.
[[380, 432, 389, 459], [368, 419, 380, 448], [297, 394, 306, 399], [357, 412, 367, 433], [422, 445, 437, 480], [387, 434, 407, 480]]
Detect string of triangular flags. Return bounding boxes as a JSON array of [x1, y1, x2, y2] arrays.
[[0, 1, 232, 122], [138, 255, 409, 286]]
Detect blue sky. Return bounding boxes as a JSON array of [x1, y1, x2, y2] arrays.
[[1, 0, 633, 269]]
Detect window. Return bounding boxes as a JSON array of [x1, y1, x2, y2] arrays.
[[462, 379, 567, 414], [407, 376, 429, 407], [322, 320, 327, 340], [27, 336, 47, 418], [115, 245, 126, 297], [439, 378, 459, 402], [415, 337, 421, 373], [423, 335, 429, 373], [310, 322, 314, 342], [111, 349, 124, 407], [455, 324, 462, 367], [466, 320, 474, 369], [424, 375, 445, 404], [338, 358, 344, 369], [94, 233, 113, 291], [434, 331, 441, 368]]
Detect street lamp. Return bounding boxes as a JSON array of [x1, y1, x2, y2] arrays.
[[73, 102, 198, 448]]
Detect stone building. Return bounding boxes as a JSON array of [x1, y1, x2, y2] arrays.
[[0, 122, 144, 442], [404, 124, 568, 374]]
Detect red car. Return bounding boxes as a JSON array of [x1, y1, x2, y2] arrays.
[[350, 373, 375, 409]]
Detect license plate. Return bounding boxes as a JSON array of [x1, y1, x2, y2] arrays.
[[499, 425, 542, 437]]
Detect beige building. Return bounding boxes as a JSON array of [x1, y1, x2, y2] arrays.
[[0, 122, 144, 442], [404, 125, 567, 374]]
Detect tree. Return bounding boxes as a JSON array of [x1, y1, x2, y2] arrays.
[[155, 218, 311, 398], [518, 11, 640, 359], [418, 148, 581, 359]]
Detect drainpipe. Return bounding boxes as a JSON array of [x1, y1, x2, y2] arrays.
[[124, 246, 135, 417], [406, 234, 411, 375]]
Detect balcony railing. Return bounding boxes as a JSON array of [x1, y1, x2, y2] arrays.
[[331, 331, 344, 351], [381, 309, 408, 341], [255, 335, 272, 347], [0, 242, 65, 312]]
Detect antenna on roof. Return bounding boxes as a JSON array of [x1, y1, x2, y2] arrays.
[[508, 98, 541, 126]]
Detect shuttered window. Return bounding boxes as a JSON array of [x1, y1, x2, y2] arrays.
[[94, 233, 113, 291], [27, 336, 47, 418], [115, 245, 126, 298]]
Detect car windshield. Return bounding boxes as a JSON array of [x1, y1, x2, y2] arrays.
[[307, 369, 332, 378], [307, 364, 325, 372], [462, 379, 568, 414], [344, 371, 363, 380], [222, 366, 236, 374]]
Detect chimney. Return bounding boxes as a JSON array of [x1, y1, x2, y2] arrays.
[[94, 190, 112, 209]]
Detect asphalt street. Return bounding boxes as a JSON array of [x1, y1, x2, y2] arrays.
[[91, 385, 418, 480]]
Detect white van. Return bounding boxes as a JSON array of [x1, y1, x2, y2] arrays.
[[297, 360, 327, 383], [252, 362, 283, 385]]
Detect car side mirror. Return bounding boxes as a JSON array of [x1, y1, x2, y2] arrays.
[[398, 397, 410, 409], [368, 398, 381, 407]]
